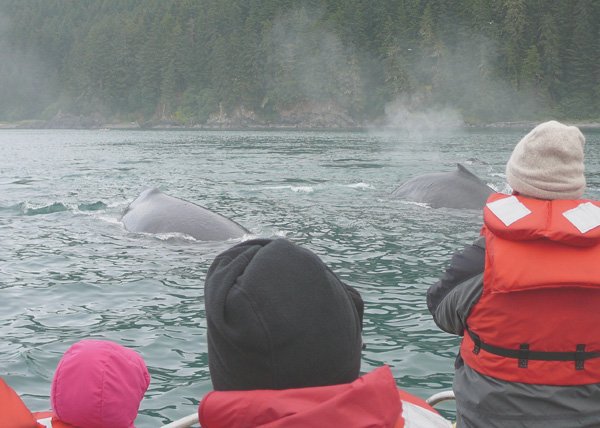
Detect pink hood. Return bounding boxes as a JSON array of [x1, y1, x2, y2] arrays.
[[51, 340, 150, 428], [199, 366, 402, 428]]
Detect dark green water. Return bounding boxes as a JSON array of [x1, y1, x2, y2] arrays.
[[2, 128, 600, 425]]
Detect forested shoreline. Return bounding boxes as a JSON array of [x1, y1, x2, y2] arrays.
[[1, 0, 599, 128]]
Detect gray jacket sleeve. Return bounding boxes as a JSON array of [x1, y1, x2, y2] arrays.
[[427, 236, 485, 336]]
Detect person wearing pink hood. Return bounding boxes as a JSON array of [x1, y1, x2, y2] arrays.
[[199, 238, 452, 428], [33, 339, 150, 428]]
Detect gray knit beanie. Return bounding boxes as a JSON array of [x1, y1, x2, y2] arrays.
[[506, 120, 586, 200]]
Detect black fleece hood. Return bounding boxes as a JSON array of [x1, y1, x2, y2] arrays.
[[204, 238, 364, 391]]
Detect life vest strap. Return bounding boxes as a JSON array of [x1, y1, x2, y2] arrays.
[[467, 328, 600, 369], [518, 344, 529, 368]]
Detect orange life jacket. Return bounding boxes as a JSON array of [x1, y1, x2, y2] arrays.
[[461, 193, 600, 385], [32, 412, 73, 428], [0, 378, 43, 428]]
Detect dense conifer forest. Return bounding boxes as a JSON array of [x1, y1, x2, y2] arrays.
[[0, 0, 598, 127]]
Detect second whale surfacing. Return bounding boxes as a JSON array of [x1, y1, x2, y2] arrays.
[[121, 188, 249, 241], [392, 164, 494, 210]]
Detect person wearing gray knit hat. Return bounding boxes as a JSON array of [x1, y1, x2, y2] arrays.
[[427, 123, 600, 428], [505, 120, 586, 200]]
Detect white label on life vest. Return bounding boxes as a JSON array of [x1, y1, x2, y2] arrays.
[[486, 196, 531, 226], [562, 202, 600, 233]]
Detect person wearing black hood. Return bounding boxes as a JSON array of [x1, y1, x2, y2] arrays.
[[197, 238, 451, 428]]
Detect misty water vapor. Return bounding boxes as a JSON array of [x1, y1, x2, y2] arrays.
[[0, 13, 57, 121], [377, 97, 464, 134], [264, 8, 362, 118]]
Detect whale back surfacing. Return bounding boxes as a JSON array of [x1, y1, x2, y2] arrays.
[[392, 164, 494, 209], [121, 188, 249, 241]]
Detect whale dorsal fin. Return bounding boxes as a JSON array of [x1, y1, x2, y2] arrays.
[[457, 163, 483, 182]]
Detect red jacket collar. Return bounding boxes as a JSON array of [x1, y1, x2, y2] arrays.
[[198, 366, 401, 428]]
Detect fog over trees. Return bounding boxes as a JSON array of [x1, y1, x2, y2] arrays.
[[1, 0, 598, 126]]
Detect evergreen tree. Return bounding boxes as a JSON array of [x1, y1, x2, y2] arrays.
[[563, 0, 597, 116]]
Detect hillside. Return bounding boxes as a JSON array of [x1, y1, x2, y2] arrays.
[[1, 0, 599, 127]]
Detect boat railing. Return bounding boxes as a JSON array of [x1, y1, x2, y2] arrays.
[[426, 390, 456, 407], [160, 413, 199, 428]]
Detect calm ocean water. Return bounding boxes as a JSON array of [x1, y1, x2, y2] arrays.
[[2, 128, 600, 425]]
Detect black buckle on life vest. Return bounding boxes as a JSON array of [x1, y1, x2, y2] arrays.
[[471, 331, 481, 355], [576, 344, 586, 370], [518, 344, 529, 368]]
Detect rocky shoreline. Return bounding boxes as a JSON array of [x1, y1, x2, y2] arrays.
[[1, 111, 599, 131], [0, 104, 361, 131]]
